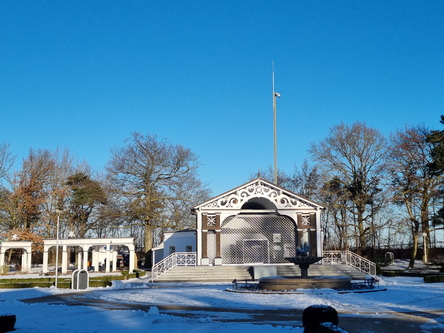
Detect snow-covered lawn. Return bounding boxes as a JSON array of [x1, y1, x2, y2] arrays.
[[1, 275, 443, 332]]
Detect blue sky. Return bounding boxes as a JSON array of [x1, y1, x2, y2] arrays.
[[1, 1, 443, 196]]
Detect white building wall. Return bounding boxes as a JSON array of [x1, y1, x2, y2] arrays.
[[163, 231, 196, 258]]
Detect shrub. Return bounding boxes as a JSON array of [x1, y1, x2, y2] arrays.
[[0, 265, 9, 275]]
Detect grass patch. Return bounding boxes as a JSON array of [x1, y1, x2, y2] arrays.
[[0, 270, 146, 289]]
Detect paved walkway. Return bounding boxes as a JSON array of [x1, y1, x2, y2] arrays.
[[20, 292, 444, 333]]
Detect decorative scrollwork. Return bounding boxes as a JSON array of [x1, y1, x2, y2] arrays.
[[201, 179, 317, 209]]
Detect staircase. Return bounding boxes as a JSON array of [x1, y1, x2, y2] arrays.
[[153, 264, 367, 283], [152, 265, 253, 282], [150, 250, 374, 283]]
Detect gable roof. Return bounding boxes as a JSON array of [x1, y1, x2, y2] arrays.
[[192, 178, 324, 211]]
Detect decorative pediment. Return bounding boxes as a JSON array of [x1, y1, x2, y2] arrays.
[[194, 178, 323, 211]]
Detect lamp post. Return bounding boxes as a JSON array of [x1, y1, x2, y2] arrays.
[[55, 209, 62, 288]]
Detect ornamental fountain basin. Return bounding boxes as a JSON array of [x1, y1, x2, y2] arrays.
[[258, 275, 352, 291], [258, 255, 352, 291]]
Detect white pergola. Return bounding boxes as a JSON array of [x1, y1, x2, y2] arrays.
[[0, 241, 33, 272], [42, 237, 136, 274]]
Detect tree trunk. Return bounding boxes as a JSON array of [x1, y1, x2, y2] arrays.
[[409, 223, 420, 268], [357, 207, 367, 256], [144, 222, 154, 253]]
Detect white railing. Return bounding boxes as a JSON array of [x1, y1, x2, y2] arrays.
[[323, 250, 377, 276], [151, 252, 196, 282]]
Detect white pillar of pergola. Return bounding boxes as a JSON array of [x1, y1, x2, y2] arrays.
[[0, 241, 33, 272], [42, 237, 136, 274]]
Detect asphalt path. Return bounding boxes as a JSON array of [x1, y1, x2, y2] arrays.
[[21, 291, 444, 333]]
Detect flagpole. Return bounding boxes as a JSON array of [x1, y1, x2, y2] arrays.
[[272, 62, 280, 185]]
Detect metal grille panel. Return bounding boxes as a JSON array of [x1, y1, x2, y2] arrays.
[[207, 230, 216, 265], [221, 214, 296, 264]]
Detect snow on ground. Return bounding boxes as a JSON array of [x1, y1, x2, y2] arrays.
[[93, 276, 444, 315], [0, 267, 444, 332]]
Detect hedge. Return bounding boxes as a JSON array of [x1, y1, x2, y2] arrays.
[[424, 275, 444, 283], [0, 270, 145, 289]]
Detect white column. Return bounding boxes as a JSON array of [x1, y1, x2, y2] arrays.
[[196, 213, 203, 266], [129, 244, 135, 272], [62, 245, 68, 273], [105, 244, 111, 273], [82, 248, 88, 271], [42, 248, 49, 273], [77, 250, 82, 269], [316, 210, 323, 257], [92, 246, 99, 271], [0, 247, 5, 267], [112, 247, 117, 272], [21, 250, 31, 272], [129, 248, 137, 273]]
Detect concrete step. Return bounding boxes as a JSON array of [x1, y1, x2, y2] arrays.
[[154, 264, 367, 282], [276, 265, 367, 279]]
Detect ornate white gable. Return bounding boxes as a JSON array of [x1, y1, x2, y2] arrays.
[[194, 178, 323, 210]]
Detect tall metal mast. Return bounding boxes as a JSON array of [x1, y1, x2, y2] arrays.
[[272, 62, 280, 185]]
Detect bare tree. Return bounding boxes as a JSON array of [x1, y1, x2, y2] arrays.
[[1, 148, 84, 239], [290, 160, 322, 201], [39, 148, 81, 238], [11, 149, 55, 230], [106, 132, 208, 252], [250, 166, 292, 189], [389, 125, 443, 266], [310, 122, 389, 255], [321, 176, 352, 250], [0, 143, 15, 187]]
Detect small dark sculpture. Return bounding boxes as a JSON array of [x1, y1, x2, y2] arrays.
[[296, 242, 310, 256], [285, 255, 323, 278]]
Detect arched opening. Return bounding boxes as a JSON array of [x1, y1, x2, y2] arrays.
[[1, 245, 32, 273], [3, 248, 24, 272], [47, 245, 62, 272], [86, 244, 131, 271], [221, 214, 297, 264], [241, 197, 277, 210], [116, 245, 130, 270]]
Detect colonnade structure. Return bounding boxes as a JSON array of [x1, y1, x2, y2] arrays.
[[0, 241, 32, 272], [42, 237, 136, 274], [0, 237, 136, 274]]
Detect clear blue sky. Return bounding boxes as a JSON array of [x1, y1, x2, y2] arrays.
[[1, 1, 443, 196]]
